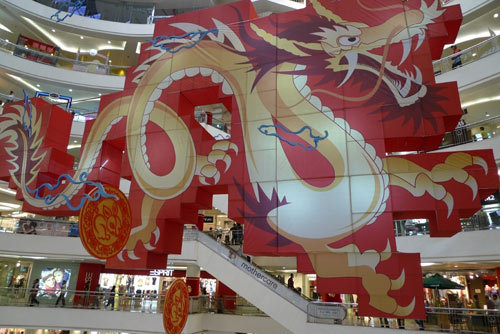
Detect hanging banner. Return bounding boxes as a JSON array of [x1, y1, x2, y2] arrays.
[[163, 279, 190, 334]]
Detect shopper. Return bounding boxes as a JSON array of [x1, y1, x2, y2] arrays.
[[106, 285, 116, 309], [493, 294, 500, 309], [451, 45, 462, 69], [55, 280, 67, 307], [29, 279, 40, 306], [287, 273, 294, 289], [6, 91, 15, 103], [91, 284, 102, 309]]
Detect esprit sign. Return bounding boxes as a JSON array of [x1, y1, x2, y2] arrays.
[[150, 269, 174, 277]]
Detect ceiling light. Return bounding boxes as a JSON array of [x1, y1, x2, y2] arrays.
[[73, 140, 77, 143], [6, 74, 38, 91], [107, 40, 111, 44], [51, 29, 56, 32], [0, 188, 16, 195], [16, 261, 20, 267], [472, 53, 477, 57], [69, 89, 73, 92], [0, 206, 15, 211], [443, 275, 447, 278], [0, 202, 21, 209], [80, 36, 84, 39], [454, 265, 458, 268], [494, 13, 499, 18], [98, 93, 102, 96], [421, 262, 436, 267], [67, 144, 81, 150], [486, 113, 490, 117], [462, 95, 500, 108], [0, 23, 12, 34], [36, 84, 40, 87]]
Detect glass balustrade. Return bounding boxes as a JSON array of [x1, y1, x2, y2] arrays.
[[33, 0, 154, 24], [0, 216, 79, 237], [1, 287, 499, 333], [439, 115, 500, 149], [433, 35, 500, 75], [0, 38, 129, 76]]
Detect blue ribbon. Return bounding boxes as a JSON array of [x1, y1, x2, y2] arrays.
[[149, 29, 219, 54], [25, 172, 118, 211], [258, 124, 328, 151]]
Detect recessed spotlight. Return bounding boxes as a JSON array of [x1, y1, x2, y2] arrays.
[[486, 113, 490, 117], [80, 36, 84, 40], [69, 89, 73, 92], [454, 265, 458, 268], [472, 53, 477, 57], [36, 84, 40, 87], [51, 29, 56, 32], [494, 13, 499, 18], [98, 93, 102, 96], [107, 40, 111, 44]]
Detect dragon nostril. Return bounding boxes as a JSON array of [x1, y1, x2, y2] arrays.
[[348, 37, 357, 42]]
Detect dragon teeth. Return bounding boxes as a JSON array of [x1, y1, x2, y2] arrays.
[[200, 67, 213, 77], [149, 88, 162, 102], [185, 67, 200, 77], [157, 77, 173, 89], [374, 157, 383, 170], [145, 101, 154, 116], [211, 71, 223, 83], [400, 76, 411, 97], [222, 79, 233, 95], [171, 70, 185, 80]]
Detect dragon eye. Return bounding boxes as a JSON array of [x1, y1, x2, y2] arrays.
[[338, 36, 360, 46]]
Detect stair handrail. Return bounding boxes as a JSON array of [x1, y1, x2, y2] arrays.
[[183, 228, 311, 312]]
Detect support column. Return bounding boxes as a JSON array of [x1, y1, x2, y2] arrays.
[[186, 265, 200, 296], [496, 267, 500, 289], [216, 281, 236, 310]]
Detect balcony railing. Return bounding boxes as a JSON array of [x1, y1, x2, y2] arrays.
[[433, 35, 500, 75], [394, 210, 499, 237], [0, 38, 129, 76], [34, 0, 154, 24], [438, 115, 500, 149], [1, 287, 500, 333]]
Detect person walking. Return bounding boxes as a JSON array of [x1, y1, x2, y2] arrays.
[[106, 285, 116, 309], [91, 284, 102, 309], [287, 274, 294, 289], [451, 45, 462, 69], [29, 279, 40, 306], [55, 280, 67, 307]]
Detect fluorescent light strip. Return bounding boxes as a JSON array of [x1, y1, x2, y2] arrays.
[[0, 188, 16, 195], [0, 23, 12, 33], [6, 74, 39, 91], [462, 95, 500, 108], [0, 206, 14, 211], [0, 202, 20, 209], [445, 30, 500, 48], [67, 144, 81, 149]]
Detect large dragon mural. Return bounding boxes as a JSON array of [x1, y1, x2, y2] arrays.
[[0, 0, 498, 319]]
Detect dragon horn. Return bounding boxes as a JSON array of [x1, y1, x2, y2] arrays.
[[309, 0, 346, 23], [250, 23, 321, 57]]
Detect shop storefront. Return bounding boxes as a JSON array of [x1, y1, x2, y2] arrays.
[[0, 258, 33, 298]]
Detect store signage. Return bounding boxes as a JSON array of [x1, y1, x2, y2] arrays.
[[481, 191, 499, 205], [308, 302, 347, 321], [203, 216, 214, 223], [150, 269, 174, 277]]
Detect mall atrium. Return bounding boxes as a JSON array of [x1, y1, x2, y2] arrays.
[[0, 0, 500, 333]]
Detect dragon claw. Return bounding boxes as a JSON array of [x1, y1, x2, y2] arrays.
[[196, 141, 237, 184], [394, 298, 415, 317], [391, 269, 405, 291]]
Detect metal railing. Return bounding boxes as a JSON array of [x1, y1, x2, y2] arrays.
[[0, 38, 129, 76], [439, 115, 500, 149], [433, 35, 500, 75], [0, 216, 79, 237], [0, 287, 264, 315], [34, 0, 154, 24], [394, 210, 499, 237], [0, 93, 99, 120], [2, 286, 500, 333], [185, 229, 313, 313]]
